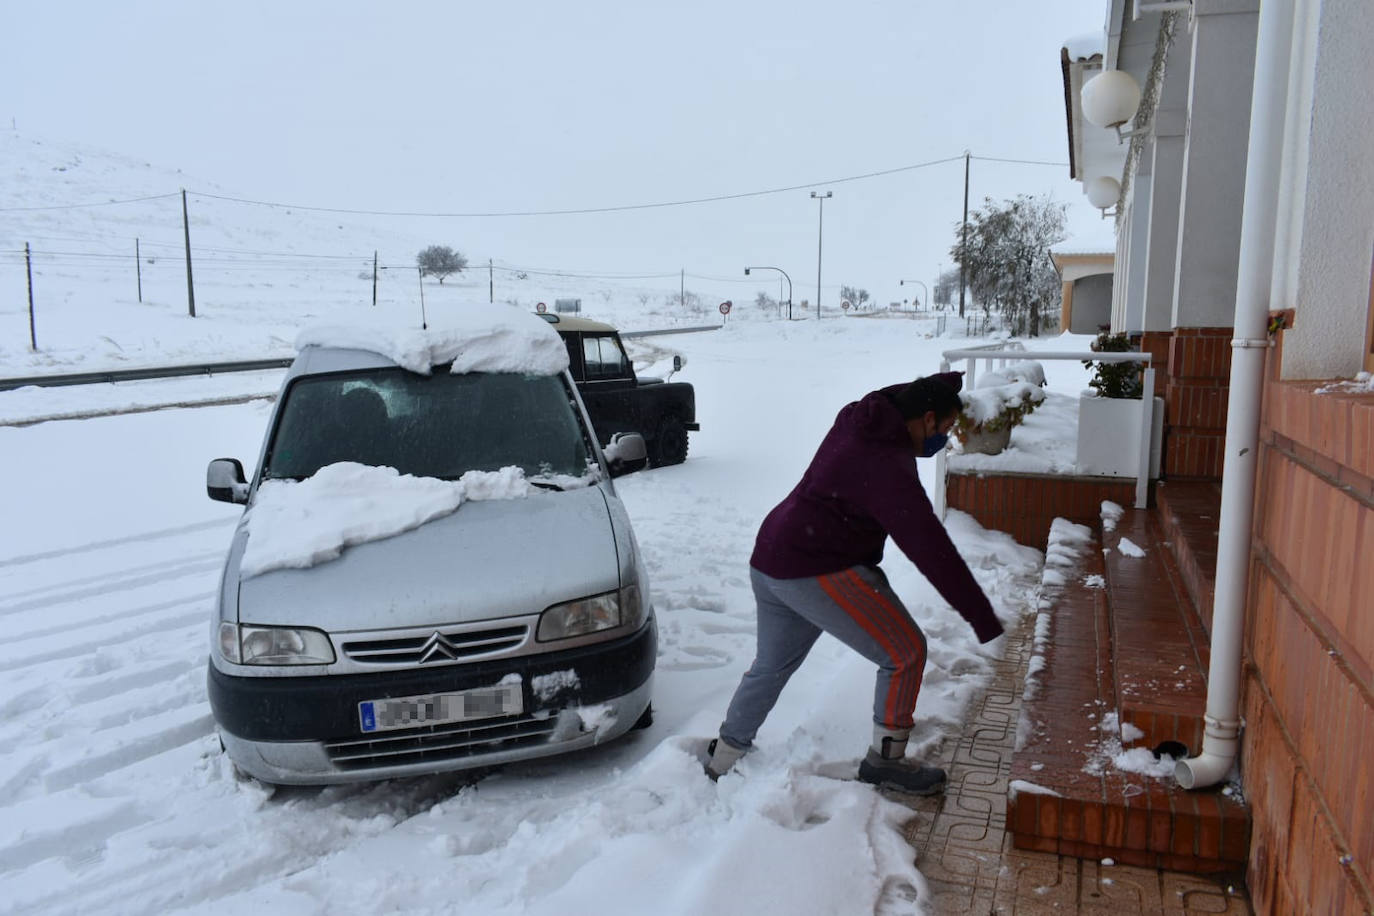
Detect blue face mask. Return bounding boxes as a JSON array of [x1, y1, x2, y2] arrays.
[[920, 433, 949, 458]]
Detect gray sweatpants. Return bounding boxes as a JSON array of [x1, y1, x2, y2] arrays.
[[719, 565, 928, 750]]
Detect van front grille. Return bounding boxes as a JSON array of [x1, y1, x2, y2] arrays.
[[341, 624, 528, 665], [325, 714, 559, 771]]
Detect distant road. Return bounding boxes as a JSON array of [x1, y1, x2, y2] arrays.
[[0, 325, 721, 392]]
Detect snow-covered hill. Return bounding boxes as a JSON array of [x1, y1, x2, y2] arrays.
[[0, 131, 847, 375]]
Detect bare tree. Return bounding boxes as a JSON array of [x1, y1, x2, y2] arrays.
[[416, 245, 468, 284], [950, 195, 1066, 336], [840, 285, 871, 310], [933, 268, 961, 307], [755, 290, 777, 313]]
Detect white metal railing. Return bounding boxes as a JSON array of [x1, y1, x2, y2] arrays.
[[936, 348, 1156, 511]]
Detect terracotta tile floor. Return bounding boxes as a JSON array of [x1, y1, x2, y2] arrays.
[[896, 607, 1253, 914]]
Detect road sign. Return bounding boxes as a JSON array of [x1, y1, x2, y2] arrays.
[[536, 302, 547, 313], [841, 299, 851, 311], [719, 301, 732, 315]]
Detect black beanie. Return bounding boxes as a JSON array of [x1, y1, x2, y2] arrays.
[[892, 373, 963, 420]]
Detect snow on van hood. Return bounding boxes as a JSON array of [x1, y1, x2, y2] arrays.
[[294, 304, 569, 375], [240, 462, 575, 578]]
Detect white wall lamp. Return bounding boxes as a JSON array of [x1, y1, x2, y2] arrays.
[[1081, 69, 1146, 144], [1085, 176, 1122, 218]]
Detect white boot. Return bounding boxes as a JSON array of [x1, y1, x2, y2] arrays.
[[705, 738, 746, 781]]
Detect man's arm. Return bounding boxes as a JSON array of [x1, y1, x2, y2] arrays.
[[860, 462, 1004, 643]]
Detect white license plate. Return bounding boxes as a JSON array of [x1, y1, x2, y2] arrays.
[[358, 683, 523, 733]]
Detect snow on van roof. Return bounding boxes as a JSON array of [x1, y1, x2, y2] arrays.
[[294, 303, 569, 375]]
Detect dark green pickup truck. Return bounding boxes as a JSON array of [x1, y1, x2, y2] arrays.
[[539, 315, 699, 466]]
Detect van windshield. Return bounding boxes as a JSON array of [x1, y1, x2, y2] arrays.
[[262, 369, 594, 483]]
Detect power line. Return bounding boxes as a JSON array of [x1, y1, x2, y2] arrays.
[[971, 155, 1070, 168], [1, 152, 1070, 217], [185, 155, 969, 218], [0, 192, 180, 212]]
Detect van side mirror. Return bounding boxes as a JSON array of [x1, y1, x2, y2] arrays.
[[604, 433, 649, 477], [207, 458, 250, 504]]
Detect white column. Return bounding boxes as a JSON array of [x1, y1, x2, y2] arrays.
[[1279, 0, 1374, 379], [1170, 0, 1261, 330], [1123, 162, 1153, 334], [1140, 41, 1191, 333]]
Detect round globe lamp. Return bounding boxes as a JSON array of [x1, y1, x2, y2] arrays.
[[1081, 70, 1142, 129], [1085, 176, 1122, 211]]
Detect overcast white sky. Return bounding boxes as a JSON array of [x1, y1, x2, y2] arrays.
[[6, 0, 1116, 308]]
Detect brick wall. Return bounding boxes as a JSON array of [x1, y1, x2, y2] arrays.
[[945, 471, 1138, 551], [1243, 349, 1374, 914], [1166, 327, 1233, 478], [1139, 330, 1173, 397]]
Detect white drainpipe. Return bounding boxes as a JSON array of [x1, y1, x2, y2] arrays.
[[1176, 0, 1292, 789]]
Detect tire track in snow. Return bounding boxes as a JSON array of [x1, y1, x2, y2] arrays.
[[0, 599, 209, 671], [0, 550, 223, 607], [1, 562, 222, 627], [0, 518, 232, 569]]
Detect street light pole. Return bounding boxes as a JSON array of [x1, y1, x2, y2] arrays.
[[744, 266, 793, 320], [900, 279, 929, 311], [810, 190, 832, 319], [959, 151, 970, 318]]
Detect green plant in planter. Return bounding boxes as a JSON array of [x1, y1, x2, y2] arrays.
[[1082, 332, 1144, 399]]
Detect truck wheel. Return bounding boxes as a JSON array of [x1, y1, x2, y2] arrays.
[[651, 416, 689, 466]]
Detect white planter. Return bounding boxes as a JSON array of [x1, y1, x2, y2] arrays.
[[1076, 394, 1164, 477]]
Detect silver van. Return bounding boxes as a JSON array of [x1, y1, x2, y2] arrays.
[[205, 316, 656, 785]]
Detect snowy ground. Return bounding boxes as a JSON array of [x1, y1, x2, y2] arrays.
[[0, 134, 1111, 916], [0, 313, 1094, 915]]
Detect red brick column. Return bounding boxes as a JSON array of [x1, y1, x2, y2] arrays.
[[1165, 327, 1233, 478], [1139, 331, 1173, 398]]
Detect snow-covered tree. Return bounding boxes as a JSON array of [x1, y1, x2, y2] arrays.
[[950, 195, 1066, 336], [416, 245, 467, 284]]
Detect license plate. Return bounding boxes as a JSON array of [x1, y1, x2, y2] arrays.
[[358, 682, 523, 733]]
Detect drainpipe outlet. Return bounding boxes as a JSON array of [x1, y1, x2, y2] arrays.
[[1176, 716, 1241, 789]]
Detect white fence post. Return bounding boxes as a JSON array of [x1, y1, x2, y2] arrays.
[[1136, 367, 1156, 509]]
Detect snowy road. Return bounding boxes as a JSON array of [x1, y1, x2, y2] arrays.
[[0, 321, 1046, 915]]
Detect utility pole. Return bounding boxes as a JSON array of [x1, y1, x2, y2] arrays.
[[136, 237, 143, 303], [417, 267, 427, 329], [489, 258, 494, 303], [372, 251, 378, 306], [680, 269, 685, 311], [25, 242, 36, 350], [810, 190, 832, 318], [959, 152, 970, 319], [181, 189, 196, 318]]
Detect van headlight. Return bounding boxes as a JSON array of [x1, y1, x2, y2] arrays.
[[537, 584, 642, 641], [218, 622, 336, 665]]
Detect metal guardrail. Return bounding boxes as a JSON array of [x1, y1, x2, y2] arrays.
[[937, 346, 1156, 511], [0, 325, 723, 392], [0, 358, 294, 392], [621, 324, 722, 339]]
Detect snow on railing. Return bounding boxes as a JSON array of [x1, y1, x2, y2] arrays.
[[936, 347, 1156, 512]]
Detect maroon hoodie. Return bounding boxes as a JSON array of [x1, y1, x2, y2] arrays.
[[749, 378, 1003, 643]]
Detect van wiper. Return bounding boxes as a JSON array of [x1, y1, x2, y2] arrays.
[[529, 480, 565, 492]]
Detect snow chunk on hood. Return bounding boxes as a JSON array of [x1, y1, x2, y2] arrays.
[[294, 303, 569, 376], [240, 462, 535, 578]]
